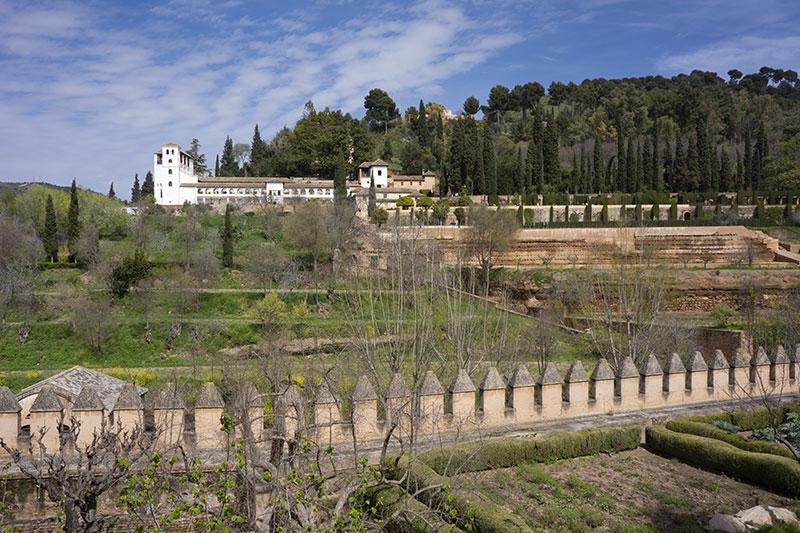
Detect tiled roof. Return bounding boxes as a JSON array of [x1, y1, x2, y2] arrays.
[[72, 386, 104, 411]]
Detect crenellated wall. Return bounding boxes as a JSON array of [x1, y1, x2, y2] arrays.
[[2, 345, 798, 456]]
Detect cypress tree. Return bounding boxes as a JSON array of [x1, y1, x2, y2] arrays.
[[617, 128, 626, 192], [67, 178, 80, 262], [483, 123, 497, 196], [131, 173, 141, 202], [711, 146, 720, 191], [142, 171, 154, 198], [736, 149, 743, 190], [652, 123, 660, 191], [719, 149, 732, 192], [222, 204, 234, 268], [42, 194, 59, 262], [108, 182, 116, 199], [221, 137, 235, 176], [251, 124, 268, 168], [697, 124, 711, 191], [334, 151, 347, 202], [516, 147, 526, 195], [581, 146, 589, 193], [215, 155, 220, 177], [584, 199, 592, 223], [662, 140, 673, 192], [743, 129, 753, 189], [543, 118, 559, 187], [642, 138, 653, 191], [382, 137, 392, 161], [626, 138, 635, 192], [572, 152, 580, 195], [368, 177, 376, 215], [687, 132, 700, 191], [475, 136, 486, 196], [416, 99, 430, 149], [755, 121, 768, 189], [636, 139, 644, 192], [593, 138, 603, 193]]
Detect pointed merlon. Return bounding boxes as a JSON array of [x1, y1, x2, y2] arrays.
[[751, 346, 769, 366], [195, 382, 224, 409], [709, 349, 729, 369], [419, 371, 444, 396], [277, 384, 303, 410], [730, 349, 750, 368], [30, 386, 63, 413], [0, 387, 21, 413], [480, 367, 506, 391], [687, 351, 708, 372], [114, 383, 144, 411], [773, 345, 789, 365], [386, 373, 411, 398], [664, 353, 687, 374], [538, 363, 563, 385], [450, 369, 476, 394], [154, 383, 185, 410], [640, 354, 663, 376], [352, 376, 377, 401], [564, 361, 589, 383], [617, 356, 639, 378], [793, 344, 800, 363], [316, 381, 339, 404], [591, 358, 615, 381], [509, 364, 535, 388], [241, 382, 264, 407], [72, 386, 104, 411]]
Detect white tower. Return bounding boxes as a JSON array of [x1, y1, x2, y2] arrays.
[[153, 142, 197, 205]]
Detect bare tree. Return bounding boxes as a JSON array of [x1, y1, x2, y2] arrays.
[[465, 205, 519, 291], [64, 288, 115, 355], [0, 210, 41, 329], [173, 219, 204, 271], [285, 201, 334, 276]]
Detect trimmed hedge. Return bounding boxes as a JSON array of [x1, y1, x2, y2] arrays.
[[646, 426, 800, 496], [419, 426, 641, 476], [680, 405, 800, 430], [665, 419, 795, 460], [385, 454, 531, 532], [363, 483, 465, 532]]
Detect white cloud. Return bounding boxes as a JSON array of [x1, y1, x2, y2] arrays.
[[657, 35, 800, 76]]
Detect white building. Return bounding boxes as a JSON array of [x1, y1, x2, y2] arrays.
[[152, 143, 436, 208]]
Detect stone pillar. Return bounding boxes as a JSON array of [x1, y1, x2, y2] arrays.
[[729, 349, 751, 397], [750, 346, 771, 391], [29, 386, 63, 453], [589, 358, 615, 413], [662, 353, 686, 404], [479, 367, 506, 425], [351, 376, 379, 442], [708, 350, 730, 400], [276, 384, 304, 447], [71, 386, 104, 450], [616, 356, 640, 410], [537, 363, 563, 418], [639, 354, 664, 407], [449, 370, 476, 424], [564, 361, 589, 416], [385, 373, 411, 435], [112, 383, 145, 436], [791, 344, 800, 382], [239, 382, 264, 444], [771, 346, 791, 392], [0, 387, 21, 453], [418, 371, 444, 435], [195, 383, 226, 449], [314, 382, 341, 445], [153, 383, 185, 450], [686, 351, 708, 401], [508, 364, 535, 422]]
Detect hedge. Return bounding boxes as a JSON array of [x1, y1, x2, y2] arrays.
[[362, 483, 465, 532], [679, 405, 800, 430], [646, 426, 800, 496], [385, 454, 532, 532], [665, 419, 795, 460], [419, 426, 641, 476]]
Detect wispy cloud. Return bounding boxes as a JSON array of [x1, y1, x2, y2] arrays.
[[657, 35, 800, 75], [0, 0, 524, 190]]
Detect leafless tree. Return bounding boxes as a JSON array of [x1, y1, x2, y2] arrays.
[[74, 220, 100, 265], [465, 204, 520, 291], [64, 288, 115, 355], [0, 210, 41, 329], [173, 219, 204, 271], [285, 201, 334, 276]]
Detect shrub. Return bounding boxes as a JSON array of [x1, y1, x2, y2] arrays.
[[361, 484, 461, 533], [523, 208, 534, 227], [710, 209, 739, 225], [711, 420, 742, 433], [711, 303, 738, 328], [371, 208, 389, 226], [252, 293, 286, 333], [419, 426, 641, 475], [666, 420, 794, 459], [110, 248, 150, 298], [646, 426, 800, 496], [488, 194, 500, 206]]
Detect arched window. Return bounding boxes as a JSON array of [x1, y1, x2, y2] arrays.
[[168, 181, 172, 187], [168, 159, 172, 163], [168, 169, 172, 174]]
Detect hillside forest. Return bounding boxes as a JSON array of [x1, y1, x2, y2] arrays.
[[200, 67, 800, 200]]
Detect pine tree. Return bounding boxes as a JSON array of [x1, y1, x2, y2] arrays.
[[142, 171, 154, 198], [67, 179, 80, 262], [368, 177, 376, 215], [188, 138, 207, 175], [222, 204, 234, 268], [220, 137, 235, 176], [131, 173, 141, 202], [593, 138, 603, 193], [334, 151, 347, 202], [108, 182, 116, 199], [42, 194, 59, 262]]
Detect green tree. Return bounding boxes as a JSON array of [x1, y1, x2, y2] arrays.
[[382, 136, 393, 161], [396, 196, 414, 209], [141, 171, 154, 198], [400, 142, 427, 175], [42, 194, 58, 262], [187, 138, 207, 175], [334, 151, 347, 202], [483, 123, 497, 196], [67, 178, 80, 262], [220, 136, 236, 176], [252, 292, 286, 334], [593, 138, 604, 193], [463, 96, 480, 115], [108, 182, 115, 199], [222, 204, 234, 268], [368, 177, 377, 216], [371, 207, 388, 226], [110, 247, 150, 298], [765, 133, 800, 189], [131, 173, 141, 203], [364, 88, 399, 133], [250, 124, 269, 169], [486, 84, 512, 125]]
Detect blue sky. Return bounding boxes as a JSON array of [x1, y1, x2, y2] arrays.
[[1, 0, 799, 195]]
